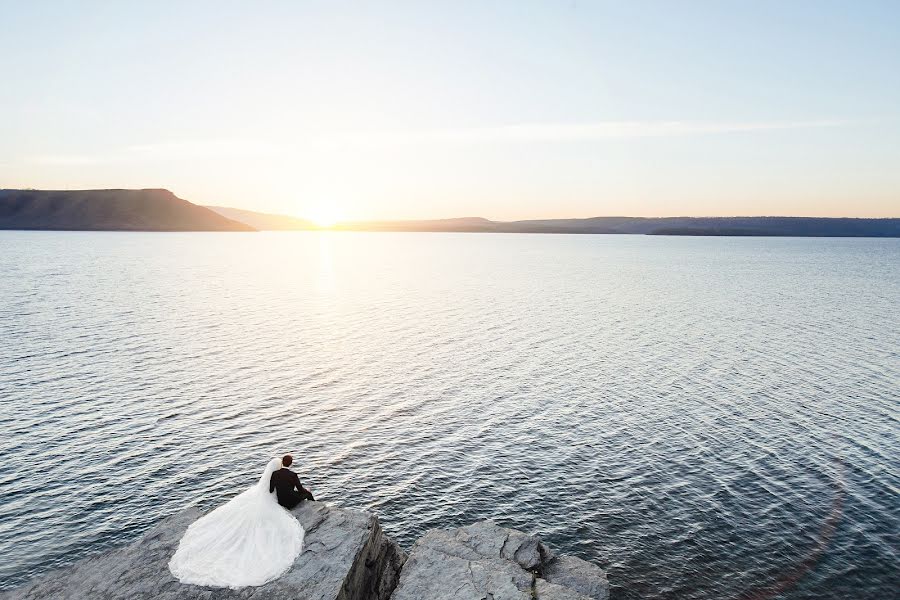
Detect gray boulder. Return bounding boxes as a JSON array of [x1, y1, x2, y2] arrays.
[[543, 555, 610, 600], [391, 521, 608, 600], [534, 580, 594, 600], [1, 501, 405, 600]]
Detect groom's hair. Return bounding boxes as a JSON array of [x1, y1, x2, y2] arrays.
[[282, 454, 293, 467]]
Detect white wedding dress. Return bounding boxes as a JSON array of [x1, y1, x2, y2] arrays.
[[168, 458, 305, 588]]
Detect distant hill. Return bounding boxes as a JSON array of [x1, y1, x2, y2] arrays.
[[335, 217, 497, 232], [492, 216, 900, 236], [204, 208, 496, 232], [214, 206, 900, 237], [205, 205, 315, 230], [0, 189, 254, 231], [3, 193, 897, 236]]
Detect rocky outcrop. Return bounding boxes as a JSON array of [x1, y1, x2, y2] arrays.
[[391, 521, 608, 600], [1, 502, 405, 600], [2, 509, 607, 600]]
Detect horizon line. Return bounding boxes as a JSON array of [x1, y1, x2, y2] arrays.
[[206, 205, 900, 224], [3, 190, 897, 222]]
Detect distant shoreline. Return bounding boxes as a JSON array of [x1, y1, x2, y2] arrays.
[[2, 190, 898, 236], [206, 205, 900, 237], [4, 229, 900, 239]]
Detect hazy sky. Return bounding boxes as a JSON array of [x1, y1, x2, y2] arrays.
[[1, 1, 898, 221]]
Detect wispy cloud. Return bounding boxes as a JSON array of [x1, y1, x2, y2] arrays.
[[29, 155, 106, 166], [27, 139, 277, 166], [24, 120, 853, 165], [125, 139, 277, 160], [321, 119, 852, 147]]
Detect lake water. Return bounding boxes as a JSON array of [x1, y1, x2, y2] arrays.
[[0, 231, 897, 599]]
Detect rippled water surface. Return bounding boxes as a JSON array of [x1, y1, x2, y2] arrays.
[[1, 232, 898, 598]]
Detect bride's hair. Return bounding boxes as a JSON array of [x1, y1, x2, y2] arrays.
[[282, 454, 293, 467]]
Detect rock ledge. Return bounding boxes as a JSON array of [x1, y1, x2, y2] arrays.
[[392, 520, 608, 600], [1, 502, 404, 600], [2, 508, 607, 600]]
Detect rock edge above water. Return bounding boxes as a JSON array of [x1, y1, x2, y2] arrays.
[[1, 503, 607, 600], [392, 520, 608, 600]]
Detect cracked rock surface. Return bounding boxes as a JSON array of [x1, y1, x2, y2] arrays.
[[391, 521, 608, 600], [2, 511, 607, 600], [0, 501, 406, 600]]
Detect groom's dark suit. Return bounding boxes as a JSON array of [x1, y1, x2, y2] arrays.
[[269, 467, 315, 509]]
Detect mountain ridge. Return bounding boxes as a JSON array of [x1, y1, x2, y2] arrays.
[[1, 190, 897, 236], [208, 206, 900, 237], [0, 189, 254, 231]]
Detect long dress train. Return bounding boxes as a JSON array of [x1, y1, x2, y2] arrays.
[[168, 458, 305, 588]]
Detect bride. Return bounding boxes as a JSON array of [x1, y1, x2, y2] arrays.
[[168, 457, 305, 588]]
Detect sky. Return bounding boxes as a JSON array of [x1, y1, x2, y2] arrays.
[[1, 0, 899, 221]]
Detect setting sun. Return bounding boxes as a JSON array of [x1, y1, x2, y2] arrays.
[[308, 206, 342, 229]]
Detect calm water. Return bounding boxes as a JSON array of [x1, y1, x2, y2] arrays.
[[0, 232, 897, 599]]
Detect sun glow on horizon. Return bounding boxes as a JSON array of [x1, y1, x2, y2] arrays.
[[2, 4, 898, 219], [308, 205, 343, 229]]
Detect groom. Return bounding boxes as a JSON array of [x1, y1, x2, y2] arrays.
[[270, 454, 315, 509]]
